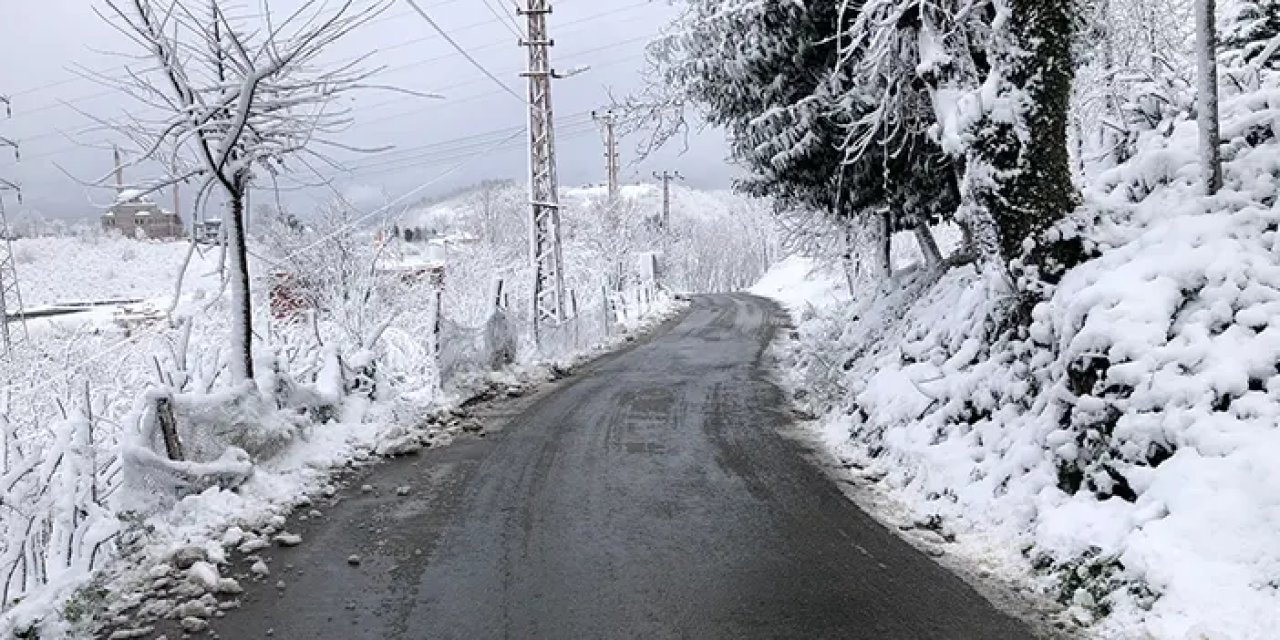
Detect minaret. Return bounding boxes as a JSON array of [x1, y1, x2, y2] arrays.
[[113, 145, 124, 198]]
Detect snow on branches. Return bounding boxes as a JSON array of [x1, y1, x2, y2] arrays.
[[95, 0, 393, 380]]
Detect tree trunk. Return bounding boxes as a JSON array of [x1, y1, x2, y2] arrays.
[[227, 188, 255, 381], [841, 220, 858, 293], [1196, 0, 1224, 194], [914, 224, 944, 266], [974, 0, 1079, 265], [875, 209, 892, 281]]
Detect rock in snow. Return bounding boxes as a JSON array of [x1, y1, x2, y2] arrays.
[[222, 526, 245, 547], [107, 628, 154, 639], [180, 616, 209, 633], [238, 537, 270, 554], [274, 532, 303, 547], [174, 599, 212, 619], [250, 560, 270, 577], [172, 546, 207, 570], [186, 561, 220, 591]]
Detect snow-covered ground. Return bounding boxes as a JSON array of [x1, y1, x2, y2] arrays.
[[753, 87, 1280, 640], [10, 236, 222, 308], [0, 178, 768, 637]]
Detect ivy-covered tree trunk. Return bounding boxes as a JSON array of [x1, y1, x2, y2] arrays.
[[970, 0, 1079, 270]]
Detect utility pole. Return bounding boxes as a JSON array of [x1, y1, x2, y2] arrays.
[[0, 95, 28, 357], [653, 170, 683, 229], [520, 0, 567, 341], [592, 109, 620, 201]]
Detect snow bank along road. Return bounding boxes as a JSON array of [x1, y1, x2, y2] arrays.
[[147, 294, 1036, 639]]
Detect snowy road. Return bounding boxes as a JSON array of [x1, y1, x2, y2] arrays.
[[151, 294, 1035, 639]]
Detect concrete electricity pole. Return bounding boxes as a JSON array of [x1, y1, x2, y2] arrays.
[[592, 109, 620, 201], [653, 170, 683, 229], [520, 0, 567, 340], [0, 95, 28, 357]]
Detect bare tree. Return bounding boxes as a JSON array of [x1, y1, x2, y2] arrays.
[[469, 179, 521, 245], [97, 0, 391, 381]]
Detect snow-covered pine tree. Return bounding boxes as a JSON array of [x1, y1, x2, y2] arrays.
[[835, 0, 966, 260], [657, 1, 849, 213], [645, 0, 956, 276], [1222, 0, 1280, 67]]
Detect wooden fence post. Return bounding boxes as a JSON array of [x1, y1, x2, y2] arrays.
[[430, 267, 446, 388], [490, 277, 506, 315], [601, 284, 611, 337], [156, 394, 184, 461], [569, 289, 579, 346]]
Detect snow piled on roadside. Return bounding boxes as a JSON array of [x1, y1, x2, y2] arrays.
[[749, 256, 847, 312], [0, 290, 682, 638], [758, 87, 1280, 639]]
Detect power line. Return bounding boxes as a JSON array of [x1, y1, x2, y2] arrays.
[[16, 41, 649, 165], [303, 129, 599, 189], [7, 0, 654, 135], [338, 44, 646, 130], [481, 0, 525, 38], [325, 117, 599, 177], [401, 0, 525, 103], [4, 0, 468, 100]]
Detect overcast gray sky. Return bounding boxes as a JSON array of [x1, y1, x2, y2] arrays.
[[0, 0, 733, 222]]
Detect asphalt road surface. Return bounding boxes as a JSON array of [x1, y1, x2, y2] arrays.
[[154, 294, 1037, 640]]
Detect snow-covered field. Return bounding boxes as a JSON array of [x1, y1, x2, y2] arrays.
[[11, 236, 222, 308], [754, 87, 1280, 640]]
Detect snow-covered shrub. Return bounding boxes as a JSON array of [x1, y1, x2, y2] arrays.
[[1, 396, 119, 620], [771, 77, 1280, 639], [483, 310, 518, 371], [11, 244, 36, 265]]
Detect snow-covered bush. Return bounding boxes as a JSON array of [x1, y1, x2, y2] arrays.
[[769, 74, 1280, 639]]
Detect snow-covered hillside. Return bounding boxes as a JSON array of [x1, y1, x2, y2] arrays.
[[403, 182, 760, 232], [754, 83, 1280, 640], [398, 180, 778, 296]]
